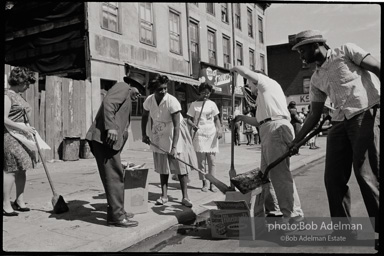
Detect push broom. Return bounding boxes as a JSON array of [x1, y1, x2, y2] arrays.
[[149, 141, 230, 194], [231, 115, 332, 194], [24, 111, 69, 214]]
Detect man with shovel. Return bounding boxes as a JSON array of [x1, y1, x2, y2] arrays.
[[230, 66, 305, 224], [290, 30, 380, 245], [86, 70, 144, 228]]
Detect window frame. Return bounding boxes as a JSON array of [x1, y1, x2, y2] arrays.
[[258, 15, 264, 44], [207, 28, 217, 65], [221, 3, 229, 23], [101, 2, 121, 34], [249, 48, 255, 71], [139, 2, 156, 46], [236, 41, 243, 66], [260, 53, 265, 72], [234, 3, 241, 30], [206, 3, 215, 16], [169, 9, 182, 55], [189, 18, 200, 59], [247, 8, 253, 38], [222, 34, 231, 66]]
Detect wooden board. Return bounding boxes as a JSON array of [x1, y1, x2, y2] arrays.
[[44, 77, 55, 160], [53, 77, 62, 159], [61, 78, 70, 138]]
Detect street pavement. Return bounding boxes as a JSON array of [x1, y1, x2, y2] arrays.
[[3, 137, 327, 252]]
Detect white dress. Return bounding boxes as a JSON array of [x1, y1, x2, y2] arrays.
[[187, 100, 220, 153]]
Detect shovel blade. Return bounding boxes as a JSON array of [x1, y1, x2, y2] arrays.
[[52, 195, 69, 214]]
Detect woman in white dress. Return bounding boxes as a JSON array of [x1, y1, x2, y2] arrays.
[[187, 83, 223, 192], [141, 75, 195, 207]]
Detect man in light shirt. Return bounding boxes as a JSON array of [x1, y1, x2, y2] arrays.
[[231, 66, 305, 224], [291, 30, 380, 243]]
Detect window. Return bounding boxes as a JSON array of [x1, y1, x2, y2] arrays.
[[258, 16, 264, 44], [101, 2, 119, 33], [235, 3, 241, 30], [260, 54, 265, 72], [223, 35, 231, 66], [207, 3, 215, 15], [303, 77, 311, 93], [139, 3, 155, 46], [189, 20, 199, 59], [236, 42, 243, 66], [221, 3, 229, 23], [249, 49, 255, 71], [100, 79, 116, 101], [207, 29, 217, 65], [169, 10, 181, 54], [247, 8, 253, 38]]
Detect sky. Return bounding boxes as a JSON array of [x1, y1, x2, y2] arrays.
[[265, 2, 381, 60]]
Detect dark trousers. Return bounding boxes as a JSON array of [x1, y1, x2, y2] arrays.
[[325, 107, 380, 232], [90, 141, 126, 222]]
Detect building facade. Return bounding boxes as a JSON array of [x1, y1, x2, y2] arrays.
[[5, 2, 269, 151]]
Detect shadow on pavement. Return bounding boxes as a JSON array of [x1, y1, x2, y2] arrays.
[[47, 200, 108, 226]]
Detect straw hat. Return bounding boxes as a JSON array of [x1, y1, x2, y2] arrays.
[[124, 72, 145, 89], [291, 30, 326, 50]]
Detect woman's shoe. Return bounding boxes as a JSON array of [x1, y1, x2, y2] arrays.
[[210, 185, 218, 193], [3, 209, 19, 216], [155, 197, 168, 205], [181, 198, 193, 208], [13, 201, 30, 212]]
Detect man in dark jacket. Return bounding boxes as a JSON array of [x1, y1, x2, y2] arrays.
[[86, 71, 144, 227]]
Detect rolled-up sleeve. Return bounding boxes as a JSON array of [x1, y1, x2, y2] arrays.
[[342, 43, 370, 65], [309, 79, 327, 102]]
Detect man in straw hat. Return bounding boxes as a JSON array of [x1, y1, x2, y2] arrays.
[[290, 30, 380, 243], [230, 67, 305, 224], [86, 68, 144, 227]]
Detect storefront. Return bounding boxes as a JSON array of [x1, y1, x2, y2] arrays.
[[199, 62, 244, 143]]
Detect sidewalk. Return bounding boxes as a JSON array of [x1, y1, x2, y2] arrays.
[[3, 137, 327, 252]]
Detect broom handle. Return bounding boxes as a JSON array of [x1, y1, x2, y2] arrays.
[[23, 110, 57, 196], [192, 98, 207, 140], [149, 141, 206, 176], [263, 115, 332, 178]]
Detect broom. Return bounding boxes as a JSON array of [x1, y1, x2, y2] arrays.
[[191, 98, 207, 140], [149, 141, 230, 194], [228, 72, 237, 190], [24, 111, 69, 214], [231, 115, 332, 194]]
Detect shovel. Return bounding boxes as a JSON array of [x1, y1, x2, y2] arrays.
[[149, 141, 230, 194], [231, 115, 332, 194], [24, 111, 69, 214]]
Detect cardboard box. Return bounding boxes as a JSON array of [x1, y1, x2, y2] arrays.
[[209, 186, 266, 239], [124, 168, 149, 214]]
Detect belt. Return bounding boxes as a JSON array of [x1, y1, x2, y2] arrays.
[[259, 116, 289, 125]]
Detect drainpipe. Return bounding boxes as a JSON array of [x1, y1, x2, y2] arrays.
[[231, 3, 236, 115], [185, 3, 192, 77]]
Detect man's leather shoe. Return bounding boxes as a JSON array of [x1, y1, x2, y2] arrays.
[[108, 218, 138, 228]]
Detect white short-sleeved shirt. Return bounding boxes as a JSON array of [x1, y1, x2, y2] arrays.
[[255, 74, 291, 123], [143, 93, 182, 153], [187, 100, 220, 153], [310, 43, 380, 121]]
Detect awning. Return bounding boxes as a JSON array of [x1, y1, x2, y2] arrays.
[[126, 63, 200, 86]]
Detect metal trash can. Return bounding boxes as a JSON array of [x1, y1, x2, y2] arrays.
[[80, 139, 94, 159], [62, 137, 80, 161]]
